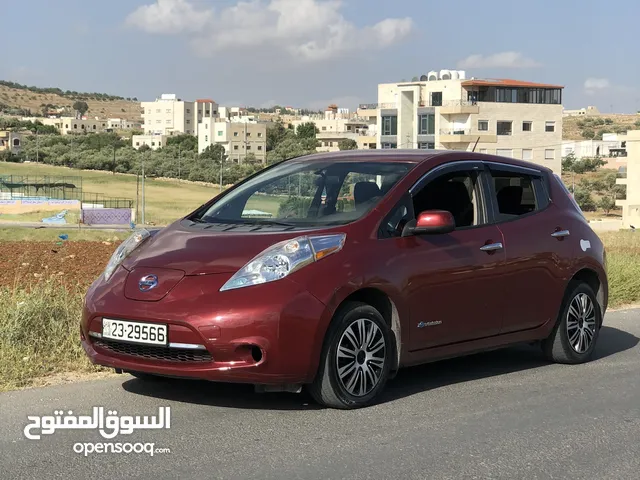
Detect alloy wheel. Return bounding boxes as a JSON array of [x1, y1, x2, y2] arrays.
[[566, 293, 597, 354], [336, 318, 386, 397]]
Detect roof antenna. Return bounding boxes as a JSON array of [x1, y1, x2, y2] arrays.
[[472, 137, 480, 152]]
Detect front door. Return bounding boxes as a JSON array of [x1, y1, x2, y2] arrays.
[[401, 163, 507, 351]]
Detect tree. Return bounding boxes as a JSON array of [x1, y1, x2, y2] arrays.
[[72, 100, 89, 118], [598, 195, 616, 215], [296, 122, 318, 139], [166, 134, 198, 151], [581, 128, 595, 139], [200, 143, 227, 163], [266, 119, 287, 151], [338, 139, 358, 150], [573, 188, 596, 212]]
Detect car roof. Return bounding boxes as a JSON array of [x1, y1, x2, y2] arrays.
[[287, 149, 553, 173]]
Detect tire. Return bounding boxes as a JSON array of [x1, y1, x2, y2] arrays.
[[309, 301, 393, 409], [542, 282, 602, 364]]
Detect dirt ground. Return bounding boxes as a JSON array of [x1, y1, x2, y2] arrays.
[[0, 240, 121, 289]]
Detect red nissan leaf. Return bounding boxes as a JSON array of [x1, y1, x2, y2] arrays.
[[81, 150, 608, 409]]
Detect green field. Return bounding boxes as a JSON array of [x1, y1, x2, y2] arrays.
[[0, 162, 290, 225]]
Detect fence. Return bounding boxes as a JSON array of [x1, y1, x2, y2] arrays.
[[81, 208, 132, 225], [0, 175, 83, 200]]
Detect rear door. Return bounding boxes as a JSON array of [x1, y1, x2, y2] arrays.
[[484, 162, 573, 333]]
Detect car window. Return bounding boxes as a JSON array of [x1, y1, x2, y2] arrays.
[[490, 170, 540, 219], [412, 170, 483, 228], [195, 160, 412, 227]]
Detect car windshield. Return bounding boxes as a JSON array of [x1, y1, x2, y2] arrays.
[[190, 159, 413, 227]]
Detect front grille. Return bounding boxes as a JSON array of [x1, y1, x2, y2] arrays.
[[93, 339, 212, 363]]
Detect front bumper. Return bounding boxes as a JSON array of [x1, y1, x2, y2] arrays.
[[81, 267, 328, 384]]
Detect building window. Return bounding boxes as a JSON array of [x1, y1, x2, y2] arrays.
[[156, 120, 161, 124], [322, 126, 327, 131], [479, 148, 488, 154], [545, 121, 555, 132], [234, 145, 239, 150], [73, 124, 78, 129], [247, 145, 251, 150], [158, 142, 162, 147], [136, 142, 140, 146], [545, 149, 555, 159], [81, 125, 85, 129], [431, 92, 443, 106], [257, 145, 263, 151], [497, 121, 512, 136], [258, 132, 263, 137], [166, 120, 171, 124], [246, 132, 251, 137], [93, 125, 96, 130], [65, 124, 69, 129], [381, 142, 397, 149], [496, 149, 513, 158], [13, 139, 20, 147], [522, 149, 533, 161], [166, 109, 171, 113], [478, 120, 489, 131], [522, 121, 532, 132], [186, 109, 191, 114], [151, 142, 155, 146], [234, 132, 238, 137], [218, 131, 223, 136], [418, 142, 435, 149], [418, 114, 435, 135], [205, 124, 208, 129], [381, 116, 397, 136], [205, 135, 208, 141], [205, 110, 210, 115]]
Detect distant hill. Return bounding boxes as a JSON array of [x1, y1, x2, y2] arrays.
[[563, 114, 640, 141], [0, 80, 142, 122]]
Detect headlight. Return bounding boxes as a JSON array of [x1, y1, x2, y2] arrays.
[[220, 233, 346, 291], [103, 229, 151, 282]]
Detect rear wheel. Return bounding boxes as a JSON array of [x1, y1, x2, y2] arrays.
[[309, 302, 392, 409], [542, 282, 601, 364]]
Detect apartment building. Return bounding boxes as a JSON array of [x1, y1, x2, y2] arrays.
[[616, 130, 640, 228], [38, 116, 108, 135], [291, 117, 376, 152], [131, 134, 167, 151], [197, 120, 267, 163], [374, 69, 564, 173], [107, 118, 142, 130], [141, 94, 218, 136], [0, 131, 22, 154]]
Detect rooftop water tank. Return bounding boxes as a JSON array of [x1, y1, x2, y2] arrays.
[[439, 69, 452, 80], [427, 70, 438, 81]]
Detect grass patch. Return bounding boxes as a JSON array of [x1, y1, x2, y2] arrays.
[[0, 227, 130, 242], [0, 280, 102, 392], [599, 231, 640, 308]]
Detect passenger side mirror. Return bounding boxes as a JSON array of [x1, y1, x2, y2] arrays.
[[401, 210, 455, 237]]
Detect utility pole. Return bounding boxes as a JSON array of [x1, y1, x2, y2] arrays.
[[112, 142, 116, 175], [35, 129, 39, 163], [178, 145, 181, 182], [141, 154, 146, 225], [136, 170, 140, 223], [219, 148, 223, 194]]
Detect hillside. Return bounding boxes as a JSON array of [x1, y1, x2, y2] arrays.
[[563, 114, 640, 140], [0, 82, 142, 122]]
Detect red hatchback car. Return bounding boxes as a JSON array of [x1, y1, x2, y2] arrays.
[[81, 150, 608, 409]]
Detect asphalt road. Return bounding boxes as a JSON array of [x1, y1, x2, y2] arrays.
[[1, 309, 639, 480]]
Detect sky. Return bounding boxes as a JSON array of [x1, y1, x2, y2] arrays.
[[3, 0, 639, 112]]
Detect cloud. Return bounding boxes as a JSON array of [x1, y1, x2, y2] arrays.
[[457, 51, 541, 69], [126, 0, 414, 62], [583, 78, 610, 90], [125, 0, 212, 34]]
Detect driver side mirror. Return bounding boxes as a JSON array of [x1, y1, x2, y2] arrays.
[[401, 210, 455, 237]]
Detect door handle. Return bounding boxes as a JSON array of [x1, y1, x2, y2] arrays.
[[551, 229, 570, 238], [480, 242, 503, 252]]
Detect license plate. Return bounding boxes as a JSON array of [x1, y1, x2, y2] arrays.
[[102, 319, 168, 346]]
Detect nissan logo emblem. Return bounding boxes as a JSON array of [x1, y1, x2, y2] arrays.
[[138, 274, 159, 292]]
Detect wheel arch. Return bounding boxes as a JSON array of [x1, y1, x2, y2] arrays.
[[334, 288, 402, 375], [569, 267, 607, 322]]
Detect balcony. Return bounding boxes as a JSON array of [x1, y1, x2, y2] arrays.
[[439, 100, 479, 115], [438, 129, 497, 143], [357, 103, 397, 110]]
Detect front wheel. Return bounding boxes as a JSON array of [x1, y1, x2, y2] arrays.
[[542, 282, 601, 364], [309, 302, 393, 409]]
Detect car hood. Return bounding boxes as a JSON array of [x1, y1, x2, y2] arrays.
[[121, 222, 320, 276]]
